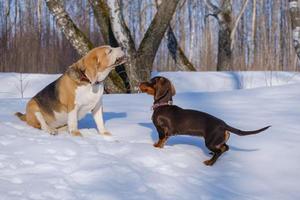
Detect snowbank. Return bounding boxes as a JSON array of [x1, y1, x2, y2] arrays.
[[0, 71, 299, 98], [0, 72, 299, 199]]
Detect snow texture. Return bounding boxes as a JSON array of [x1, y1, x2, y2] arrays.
[[0, 71, 299, 200]]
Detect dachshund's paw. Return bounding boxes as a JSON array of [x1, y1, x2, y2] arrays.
[[153, 143, 163, 148], [203, 160, 214, 166]]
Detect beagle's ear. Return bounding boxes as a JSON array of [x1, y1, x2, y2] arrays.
[[70, 58, 85, 71], [67, 59, 85, 81], [82, 56, 98, 84]]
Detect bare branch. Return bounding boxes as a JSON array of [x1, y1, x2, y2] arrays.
[[230, 0, 250, 50], [205, 0, 221, 14]]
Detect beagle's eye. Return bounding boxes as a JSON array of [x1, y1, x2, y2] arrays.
[[108, 49, 112, 54]]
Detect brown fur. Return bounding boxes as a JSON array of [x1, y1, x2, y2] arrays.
[[15, 46, 121, 135], [139, 76, 270, 166]]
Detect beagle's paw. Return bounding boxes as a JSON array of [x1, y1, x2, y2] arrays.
[[47, 128, 58, 136], [99, 130, 112, 136], [71, 130, 83, 137]]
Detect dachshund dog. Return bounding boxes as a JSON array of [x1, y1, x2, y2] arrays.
[[139, 76, 270, 166]]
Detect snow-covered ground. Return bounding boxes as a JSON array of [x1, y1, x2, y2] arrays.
[[0, 71, 300, 200]]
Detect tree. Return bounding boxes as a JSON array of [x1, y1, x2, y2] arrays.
[[166, 26, 196, 71], [249, 0, 256, 67], [107, 0, 180, 91], [289, 0, 300, 60], [45, 0, 126, 93], [205, 0, 249, 71], [205, 0, 233, 71], [154, 0, 196, 71], [88, 0, 130, 92]]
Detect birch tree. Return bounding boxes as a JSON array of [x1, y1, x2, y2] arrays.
[[88, 0, 130, 92], [45, 0, 126, 93], [289, 0, 300, 60], [107, 0, 180, 91]]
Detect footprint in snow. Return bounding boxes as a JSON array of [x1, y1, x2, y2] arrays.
[[4, 122, 25, 130], [175, 162, 188, 168], [54, 155, 73, 161], [0, 140, 12, 146], [46, 149, 56, 154], [21, 159, 35, 165], [187, 177, 203, 186], [8, 190, 23, 196], [64, 149, 76, 156], [10, 177, 23, 184]]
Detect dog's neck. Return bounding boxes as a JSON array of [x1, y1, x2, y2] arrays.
[[78, 69, 91, 83], [67, 66, 100, 85], [152, 100, 173, 110], [153, 94, 173, 110]]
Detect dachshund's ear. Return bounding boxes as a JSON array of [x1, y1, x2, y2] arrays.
[[154, 77, 172, 101]]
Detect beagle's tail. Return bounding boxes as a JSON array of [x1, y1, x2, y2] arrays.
[[225, 124, 271, 136], [15, 112, 27, 122]]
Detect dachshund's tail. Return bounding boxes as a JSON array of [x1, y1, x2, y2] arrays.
[[225, 124, 271, 136], [15, 112, 27, 122]]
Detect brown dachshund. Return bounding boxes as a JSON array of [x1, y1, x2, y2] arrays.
[[139, 76, 270, 166]]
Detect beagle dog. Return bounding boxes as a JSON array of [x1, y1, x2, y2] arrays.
[[15, 46, 126, 136], [139, 76, 270, 166]]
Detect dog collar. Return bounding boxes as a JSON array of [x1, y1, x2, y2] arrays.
[[152, 101, 173, 110], [79, 70, 101, 85], [79, 70, 91, 83]]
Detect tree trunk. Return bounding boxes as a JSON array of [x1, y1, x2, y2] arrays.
[[88, 0, 130, 93], [216, 0, 233, 71], [166, 26, 196, 71], [249, 0, 256, 68], [108, 0, 180, 91], [289, 0, 300, 60], [154, 0, 196, 71], [107, 0, 139, 90], [44, 0, 125, 93], [135, 0, 180, 81], [205, 0, 233, 71]]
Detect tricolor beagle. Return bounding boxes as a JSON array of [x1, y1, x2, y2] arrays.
[[15, 46, 126, 136]]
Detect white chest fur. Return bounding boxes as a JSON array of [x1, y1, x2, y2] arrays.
[[75, 83, 104, 120], [49, 83, 103, 128]]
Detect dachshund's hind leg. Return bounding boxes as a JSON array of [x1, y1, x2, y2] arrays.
[[204, 131, 230, 166]]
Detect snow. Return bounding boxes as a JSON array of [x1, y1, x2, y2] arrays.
[[0, 71, 300, 200]]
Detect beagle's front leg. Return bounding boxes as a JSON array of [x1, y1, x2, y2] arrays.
[[68, 106, 82, 137], [92, 99, 111, 136]]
